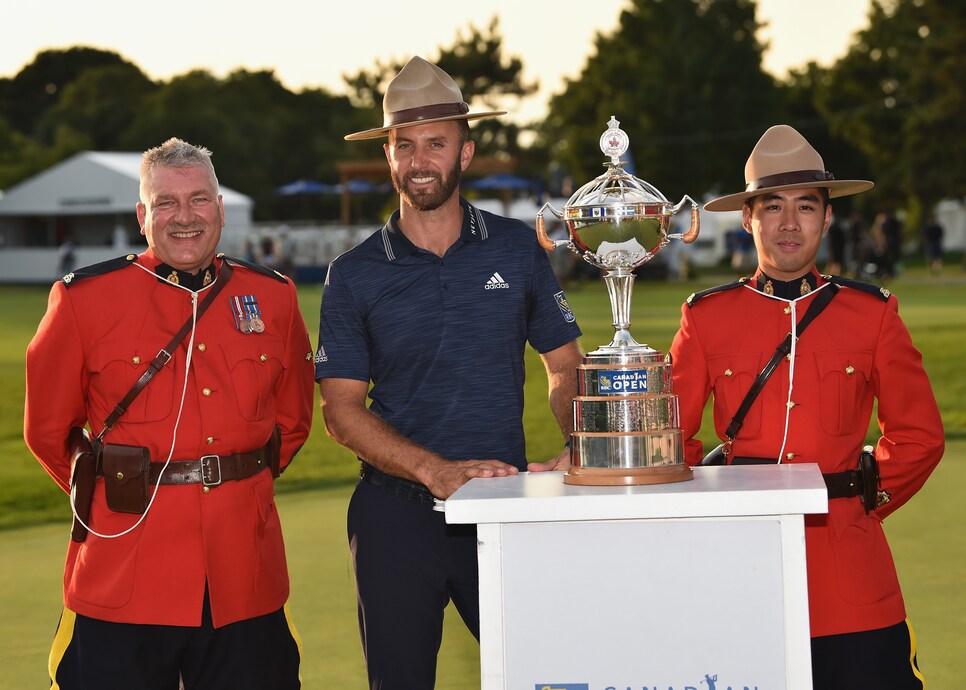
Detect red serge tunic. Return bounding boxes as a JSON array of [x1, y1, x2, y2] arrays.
[[24, 250, 315, 628], [669, 270, 943, 638]]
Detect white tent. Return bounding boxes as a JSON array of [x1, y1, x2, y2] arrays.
[[0, 151, 253, 283]]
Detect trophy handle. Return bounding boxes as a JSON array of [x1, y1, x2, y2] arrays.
[[535, 202, 568, 251], [668, 195, 701, 244]]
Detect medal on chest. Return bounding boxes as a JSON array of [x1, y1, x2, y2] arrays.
[[230, 294, 265, 334]]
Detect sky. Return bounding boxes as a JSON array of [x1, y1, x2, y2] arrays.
[[1, 0, 872, 125]]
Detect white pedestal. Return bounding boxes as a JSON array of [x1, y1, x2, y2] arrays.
[[444, 464, 828, 690]]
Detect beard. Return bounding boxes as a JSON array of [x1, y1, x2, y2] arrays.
[[391, 155, 462, 212]]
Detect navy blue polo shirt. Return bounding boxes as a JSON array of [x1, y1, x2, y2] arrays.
[[315, 198, 582, 469]]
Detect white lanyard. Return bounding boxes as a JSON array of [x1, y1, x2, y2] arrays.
[[70, 263, 216, 539], [741, 282, 831, 463]]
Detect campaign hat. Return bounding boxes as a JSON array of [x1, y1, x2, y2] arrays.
[[345, 56, 505, 141], [704, 125, 873, 212]]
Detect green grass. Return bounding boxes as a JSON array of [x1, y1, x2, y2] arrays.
[[1, 267, 964, 686]]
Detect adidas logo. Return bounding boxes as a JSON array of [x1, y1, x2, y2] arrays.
[[484, 272, 510, 290]]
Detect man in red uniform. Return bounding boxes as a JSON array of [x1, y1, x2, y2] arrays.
[[24, 138, 314, 689], [670, 125, 944, 689]]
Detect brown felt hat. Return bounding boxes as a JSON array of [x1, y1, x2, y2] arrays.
[[344, 56, 505, 141], [704, 125, 873, 212]]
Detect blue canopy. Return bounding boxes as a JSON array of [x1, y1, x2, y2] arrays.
[[275, 179, 337, 195], [463, 173, 533, 191]]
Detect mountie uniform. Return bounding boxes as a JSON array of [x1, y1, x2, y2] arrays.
[[24, 249, 315, 628], [669, 269, 944, 638]]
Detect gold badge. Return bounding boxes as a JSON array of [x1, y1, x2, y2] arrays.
[[763, 280, 774, 296], [800, 279, 812, 296], [877, 489, 892, 508], [167, 271, 180, 285], [202, 270, 213, 286]]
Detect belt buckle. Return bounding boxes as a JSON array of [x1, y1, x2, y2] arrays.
[[201, 455, 222, 486]]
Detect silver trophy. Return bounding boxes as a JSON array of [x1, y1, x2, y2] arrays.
[[537, 116, 700, 486]]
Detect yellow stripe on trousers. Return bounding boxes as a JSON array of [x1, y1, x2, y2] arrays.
[[284, 602, 304, 686], [48, 607, 76, 690], [907, 618, 926, 688]]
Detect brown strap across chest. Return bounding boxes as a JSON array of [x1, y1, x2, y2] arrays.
[[97, 261, 234, 441]]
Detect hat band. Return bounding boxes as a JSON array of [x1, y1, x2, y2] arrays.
[[746, 169, 834, 192], [384, 101, 470, 127]]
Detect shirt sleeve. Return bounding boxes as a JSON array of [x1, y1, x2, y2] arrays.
[[869, 296, 944, 519], [526, 242, 582, 354], [275, 278, 315, 470], [315, 258, 372, 382], [669, 301, 713, 465], [24, 282, 89, 493]]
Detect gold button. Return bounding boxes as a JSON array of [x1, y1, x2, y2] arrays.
[[259, 354, 268, 362], [783, 306, 792, 315], [785, 353, 792, 361], [198, 343, 206, 352], [202, 486, 210, 494], [116, 472, 124, 480], [845, 365, 855, 375], [305, 352, 312, 361], [787, 401, 796, 409], [786, 452, 795, 460], [724, 369, 733, 377], [206, 436, 215, 445], [203, 388, 212, 397], [132, 356, 141, 364]]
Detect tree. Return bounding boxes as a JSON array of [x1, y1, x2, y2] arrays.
[[816, 0, 966, 228], [1, 47, 134, 140], [119, 69, 359, 221], [0, 116, 37, 189], [540, 0, 782, 202], [38, 63, 156, 150]]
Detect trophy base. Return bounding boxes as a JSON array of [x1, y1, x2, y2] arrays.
[[564, 463, 693, 486]]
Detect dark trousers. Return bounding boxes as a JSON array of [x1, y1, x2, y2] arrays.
[[347, 479, 480, 690], [49, 588, 301, 690], [811, 619, 924, 689]]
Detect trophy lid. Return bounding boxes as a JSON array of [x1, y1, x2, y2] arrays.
[[565, 116, 670, 211]]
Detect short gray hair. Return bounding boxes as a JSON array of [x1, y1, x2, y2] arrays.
[[139, 138, 219, 202]]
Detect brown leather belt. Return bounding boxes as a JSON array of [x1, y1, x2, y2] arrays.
[[730, 456, 862, 499], [150, 451, 269, 486]]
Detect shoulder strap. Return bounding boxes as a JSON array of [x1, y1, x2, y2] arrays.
[[722, 283, 839, 447], [96, 262, 234, 441]]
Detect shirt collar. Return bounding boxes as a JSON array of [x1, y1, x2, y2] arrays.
[[752, 268, 825, 300], [141, 249, 218, 290], [380, 197, 488, 262]]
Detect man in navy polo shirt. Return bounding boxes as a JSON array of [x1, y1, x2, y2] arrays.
[[315, 56, 583, 688]]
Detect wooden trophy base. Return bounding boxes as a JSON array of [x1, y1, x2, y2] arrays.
[[564, 463, 693, 486]]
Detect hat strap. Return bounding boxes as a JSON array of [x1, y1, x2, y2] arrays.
[[384, 101, 470, 127], [746, 169, 834, 192]]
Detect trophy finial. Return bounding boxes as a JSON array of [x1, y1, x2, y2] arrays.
[[600, 115, 629, 166]]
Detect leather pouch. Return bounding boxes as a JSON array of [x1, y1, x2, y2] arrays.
[[68, 426, 99, 541], [858, 446, 880, 514], [101, 443, 151, 514]]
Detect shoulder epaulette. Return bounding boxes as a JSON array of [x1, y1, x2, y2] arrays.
[[62, 254, 138, 287], [826, 274, 892, 301], [220, 254, 288, 283], [685, 276, 750, 307]]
